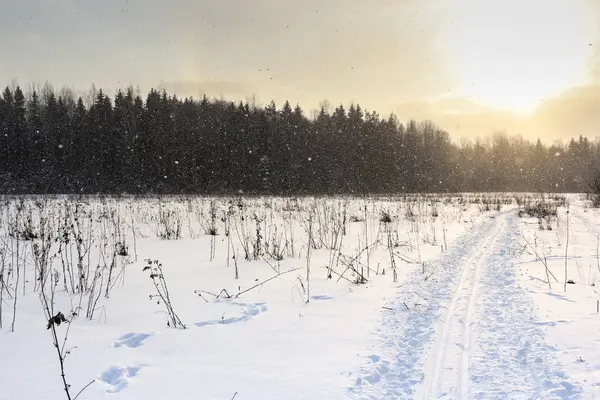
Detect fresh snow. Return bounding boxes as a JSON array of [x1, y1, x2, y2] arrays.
[[1, 194, 599, 399]]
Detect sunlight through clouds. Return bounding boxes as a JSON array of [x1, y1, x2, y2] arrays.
[[1, 0, 600, 140], [442, 0, 596, 113]]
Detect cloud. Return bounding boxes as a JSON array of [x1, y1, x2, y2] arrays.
[[157, 77, 600, 145], [392, 84, 600, 143], [590, 46, 600, 82], [1, 0, 598, 144], [534, 85, 600, 140], [24, 33, 42, 44], [392, 99, 525, 139]]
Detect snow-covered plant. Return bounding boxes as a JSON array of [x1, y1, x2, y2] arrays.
[[37, 237, 95, 400], [383, 217, 397, 283], [144, 259, 186, 329], [203, 200, 219, 236], [156, 205, 182, 240], [253, 213, 263, 260], [0, 242, 7, 329]]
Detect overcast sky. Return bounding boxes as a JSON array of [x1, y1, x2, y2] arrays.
[[1, 0, 600, 142]]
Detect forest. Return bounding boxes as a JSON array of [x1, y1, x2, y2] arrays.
[[0, 83, 597, 195]]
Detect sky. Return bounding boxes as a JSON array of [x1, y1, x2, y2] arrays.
[[1, 0, 600, 142]]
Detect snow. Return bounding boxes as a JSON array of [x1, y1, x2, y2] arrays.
[[516, 196, 600, 399], [1, 194, 598, 399]]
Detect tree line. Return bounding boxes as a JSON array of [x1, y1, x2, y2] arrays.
[[0, 83, 598, 195]]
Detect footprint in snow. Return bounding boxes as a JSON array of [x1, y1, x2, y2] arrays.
[[533, 320, 569, 327], [353, 355, 390, 387], [98, 365, 144, 393], [242, 302, 267, 316], [195, 302, 268, 327], [113, 332, 153, 348], [546, 292, 576, 302], [310, 295, 333, 300], [367, 355, 380, 363]]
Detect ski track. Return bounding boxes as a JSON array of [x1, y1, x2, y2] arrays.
[[348, 210, 580, 400], [423, 213, 505, 399]]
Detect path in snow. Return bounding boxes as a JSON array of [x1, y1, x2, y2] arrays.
[[468, 213, 578, 399], [422, 213, 506, 398], [348, 210, 579, 399]]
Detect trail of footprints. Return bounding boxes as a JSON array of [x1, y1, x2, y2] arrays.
[[97, 301, 268, 393], [97, 333, 154, 393], [195, 301, 267, 327]]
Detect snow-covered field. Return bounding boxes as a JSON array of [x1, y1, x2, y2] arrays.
[[0, 193, 597, 399]]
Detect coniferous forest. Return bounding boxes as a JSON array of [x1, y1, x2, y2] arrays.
[[0, 83, 598, 195]]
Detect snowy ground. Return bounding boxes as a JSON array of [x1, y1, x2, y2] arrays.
[[0, 193, 597, 399], [514, 195, 600, 400]]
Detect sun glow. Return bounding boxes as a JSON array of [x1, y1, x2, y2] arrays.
[[443, 0, 597, 114]]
